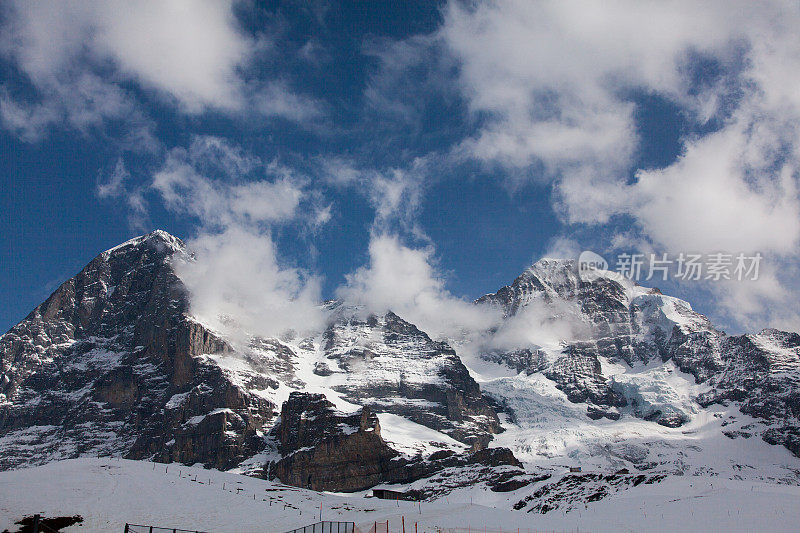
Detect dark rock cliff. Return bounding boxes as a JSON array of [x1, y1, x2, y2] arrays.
[[271, 392, 524, 492], [0, 231, 274, 470]]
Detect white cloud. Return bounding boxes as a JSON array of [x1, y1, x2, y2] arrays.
[[5, 0, 247, 112], [439, 1, 800, 243], [334, 233, 591, 355], [337, 233, 500, 340], [152, 137, 303, 229], [541, 236, 582, 261], [175, 226, 325, 340], [186, 136, 261, 177], [318, 154, 437, 237], [151, 136, 325, 339], [0, 95, 58, 142], [0, 0, 321, 140], [362, 34, 443, 125], [441, 0, 721, 179], [0, 70, 146, 142], [91, 1, 248, 112], [433, 0, 800, 331], [629, 119, 800, 255], [96, 158, 130, 200], [368, 168, 421, 230], [95, 158, 148, 230], [487, 298, 591, 352], [318, 156, 363, 186], [253, 81, 324, 122]]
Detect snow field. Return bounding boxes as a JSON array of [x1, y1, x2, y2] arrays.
[[2, 459, 800, 533]]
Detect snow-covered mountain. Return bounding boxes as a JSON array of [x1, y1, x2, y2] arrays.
[[2, 231, 799, 511], [472, 259, 800, 468], [0, 231, 273, 471]]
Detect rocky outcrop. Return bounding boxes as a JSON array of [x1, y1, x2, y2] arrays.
[[322, 309, 502, 449], [697, 329, 800, 453], [272, 392, 401, 491], [545, 343, 626, 415], [0, 231, 511, 480], [0, 231, 274, 470], [271, 392, 525, 492], [512, 472, 667, 514]]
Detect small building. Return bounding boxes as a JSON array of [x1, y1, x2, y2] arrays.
[[372, 488, 415, 501], [569, 466, 582, 473]]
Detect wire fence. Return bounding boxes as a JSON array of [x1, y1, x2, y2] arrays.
[[283, 521, 356, 533]]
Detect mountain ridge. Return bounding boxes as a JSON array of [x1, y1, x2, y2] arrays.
[[2, 230, 799, 497]]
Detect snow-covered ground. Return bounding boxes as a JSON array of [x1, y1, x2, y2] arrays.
[[1, 458, 799, 533]]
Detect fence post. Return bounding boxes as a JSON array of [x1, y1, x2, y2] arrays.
[[124, 525, 129, 533], [32, 514, 40, 533]]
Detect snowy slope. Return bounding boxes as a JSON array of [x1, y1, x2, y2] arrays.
[[1, 458, 800, 533], [465, 258, 800, 471]]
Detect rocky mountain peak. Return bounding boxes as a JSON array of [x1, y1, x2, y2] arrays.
[[2, 233, 800, 491], [101, 229, 186, 258], [0, 228, 271, 471]]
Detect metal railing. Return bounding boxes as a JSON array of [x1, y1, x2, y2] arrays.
[[283, 521, 355, 533], [124, 523, 209, 533]]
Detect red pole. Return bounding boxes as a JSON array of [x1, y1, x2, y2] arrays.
[[402, 516, 405, 533]]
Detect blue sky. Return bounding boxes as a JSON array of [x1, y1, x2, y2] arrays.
[[2, 1, 800, 337]]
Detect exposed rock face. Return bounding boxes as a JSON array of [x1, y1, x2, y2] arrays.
[[477, 261, 643, 364], [321, 308, 502, 448], [698, 329, 800, 453], [0, 231, 274, 470], [480, 348, 547, 376], [476, 259, 800, 454], [3, 231, 800, 491], [476, 260, 689, 422], [272, 392, 400, 491], [512, 472, 667, 514], [0, 230, 511, 487], [545, 342, 626, 419], [272, 392, 525, 492]]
